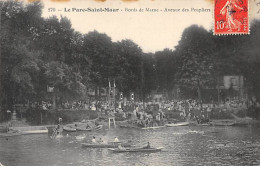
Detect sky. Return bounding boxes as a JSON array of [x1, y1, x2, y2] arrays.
[[32, 0, 260, 53]]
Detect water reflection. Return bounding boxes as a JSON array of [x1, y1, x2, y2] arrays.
[[0, 125, 260, 166]]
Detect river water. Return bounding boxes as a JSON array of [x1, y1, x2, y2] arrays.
[[0, 124, 260, 166]]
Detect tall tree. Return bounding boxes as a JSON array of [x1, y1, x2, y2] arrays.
[[175, 25, 216, 103], [114, 39, 143, 97], [0, 1, 43, 119], [154, 48, 179, 95], [142, 53, 156, 100], [82, 31, 114, 95]]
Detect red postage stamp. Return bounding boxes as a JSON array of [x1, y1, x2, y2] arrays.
[[214, 0, 249, 35]]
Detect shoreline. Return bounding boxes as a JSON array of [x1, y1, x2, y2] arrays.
[[1, 117, 259, 137]]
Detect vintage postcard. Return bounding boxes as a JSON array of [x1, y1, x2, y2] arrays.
[[0, 0, 260, 166]]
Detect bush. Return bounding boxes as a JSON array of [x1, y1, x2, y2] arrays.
[[236, 109, 247, 118], [247, 106, 260, 119]]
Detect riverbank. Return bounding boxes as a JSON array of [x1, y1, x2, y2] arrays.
[[1, 108, 259, 135], [1, 117, 259, 138]]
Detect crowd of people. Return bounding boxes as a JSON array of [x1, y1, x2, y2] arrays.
[[29, 95, 260, 126]]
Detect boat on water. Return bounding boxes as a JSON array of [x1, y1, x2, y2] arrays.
[[81, 142, 132, 148], [75, 127, 92, 131], [63, 126, 77, 132], [165, 121, 189, 127], [209, 121, 235, 126], [94, 125, 103, 131], [108, 147, 164, 153], [62, 124, 103, 131], [141, 126, 166, 130], [9, 126, 48, 134]]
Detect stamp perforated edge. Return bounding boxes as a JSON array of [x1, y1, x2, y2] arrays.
[[213, 0, 250, 36]]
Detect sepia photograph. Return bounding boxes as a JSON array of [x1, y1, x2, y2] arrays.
[[0, 0, 260, 166]]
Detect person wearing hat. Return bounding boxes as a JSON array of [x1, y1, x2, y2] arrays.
[[97, 137, 104, 144], [92, 136, 96, 143], [113, 136, 119, 143], [117, 143, 125, 150], [143, 142, 151, 149]]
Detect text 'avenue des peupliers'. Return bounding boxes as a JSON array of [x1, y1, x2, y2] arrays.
[[64, 8, 120, 12]]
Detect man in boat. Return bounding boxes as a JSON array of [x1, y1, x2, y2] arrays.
[[92, 136, 97, 143], [97, 138, 104, 144], [86, 123, 91, 129], [113, 136, 119, 143], [94, 120, 100, 127], [117, 143, 126, 150], [58, 117, 62, 125], [143, 142, 151, 149], [56, 124, 61, 135]]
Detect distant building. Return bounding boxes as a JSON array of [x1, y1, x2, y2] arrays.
[[218, 75, 246, 100]]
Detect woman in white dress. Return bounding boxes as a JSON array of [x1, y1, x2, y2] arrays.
[[220, 0, 245, 31]]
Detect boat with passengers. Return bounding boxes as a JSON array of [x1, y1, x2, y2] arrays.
[[108, 141, 163, 153], [81, 141, 132, 148], [108, 147, 164, 153]]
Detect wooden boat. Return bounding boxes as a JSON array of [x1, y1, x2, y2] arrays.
[[9, 126, 48, 134], [141, 126, 165, 130], [209, 121, 235, 126], [76, 125, 102, 131], [75, 127, 93, 131], [22, 130, 48, 134], [108, 147, 164, 153], [81, 142, 132, 148], [165, 122, 189, 127], [94, 125, 103, 131], [63, 126, 76, 132]]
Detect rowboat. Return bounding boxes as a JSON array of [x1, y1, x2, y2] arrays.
[[209, 121, 235, 126], [94, 125, 103, 131], [76, 125, 103, 131], [141, 126, 165, 130], [165, 122, 189, 127], [108, 147, 164, 153], [22, 130, 48, 134], [9, 126, 48, 134], [81, 142, 132, 148], [63, 126, 77, 132], [75, 127, 92, 131]]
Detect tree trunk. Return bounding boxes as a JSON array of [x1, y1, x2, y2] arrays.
[[197, 81, 202, 109], [52, 92, 56, 110]]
